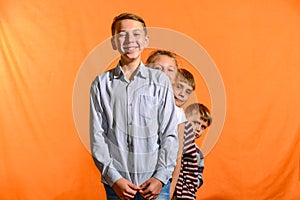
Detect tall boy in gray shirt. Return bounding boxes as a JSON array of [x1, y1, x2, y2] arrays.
[[90, 13, 178, 200]]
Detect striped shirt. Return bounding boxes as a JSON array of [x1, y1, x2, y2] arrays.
[[196, 145, 204, 188], [90, 62, 178, 186], [174, 122, 200, 200]]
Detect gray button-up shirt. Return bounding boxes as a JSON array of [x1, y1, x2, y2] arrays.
[[90, 62, 178, 187]]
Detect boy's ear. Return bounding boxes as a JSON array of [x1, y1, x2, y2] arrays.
[[143, 35, 149, 48], [111, 36, 117, 50]]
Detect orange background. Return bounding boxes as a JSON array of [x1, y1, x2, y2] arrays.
[[1, 0, 300, 199]]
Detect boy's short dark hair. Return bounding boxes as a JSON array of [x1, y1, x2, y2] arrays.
[[185, 103, 212, 126], [177, 68, 195, 90], [146, 50, 178, 67], [111, 13, 147, 36]]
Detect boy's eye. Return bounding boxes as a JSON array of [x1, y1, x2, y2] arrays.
[[193, 121, 200, 126], [176, 84, 182, 89], [151, 64, 162, 70], [185, 89, 192, 95], [118, 33, 126, 38], [168, 68, 175, 72], [201, 125, 207, 130], [133, 30, 142, 37]]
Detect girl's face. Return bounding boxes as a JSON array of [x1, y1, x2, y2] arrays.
[[148, 55, 177, 84]]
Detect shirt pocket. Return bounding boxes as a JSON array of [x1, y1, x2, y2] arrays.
[[138, 95, 159, 126]]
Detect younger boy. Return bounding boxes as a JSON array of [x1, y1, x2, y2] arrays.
[[174, 103, 212, 199], [173, 68, 195, 108], [185, 103, 212, 188]]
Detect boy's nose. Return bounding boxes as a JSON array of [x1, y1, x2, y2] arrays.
[[178, 91, 184, 97], [196, 125, 202, 132], [126, 32, 134, 42]]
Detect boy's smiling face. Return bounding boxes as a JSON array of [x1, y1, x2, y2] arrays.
[[111, 19, 149, 62]]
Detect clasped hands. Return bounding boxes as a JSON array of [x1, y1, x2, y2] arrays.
[[112, 177, 163, 200]]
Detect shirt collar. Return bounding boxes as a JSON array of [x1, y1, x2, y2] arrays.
[[113, 61, 147, 79]]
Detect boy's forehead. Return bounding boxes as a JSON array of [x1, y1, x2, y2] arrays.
[[190, 111, 208, 124], [177, 78, 193, 88], [190, 109, 200, 116], [115, 19, 144, 32], [186, 110, 199, 120], [153, 55, 176, 65]]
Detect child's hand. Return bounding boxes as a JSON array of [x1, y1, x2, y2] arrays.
[[112, 178, 140, 200], [139, 177, 163, 200]]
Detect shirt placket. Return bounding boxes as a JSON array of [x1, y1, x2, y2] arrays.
[[126, 82, 134, 152]]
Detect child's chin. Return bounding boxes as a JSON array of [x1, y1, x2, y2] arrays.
[[195, 134, 202, 139]]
